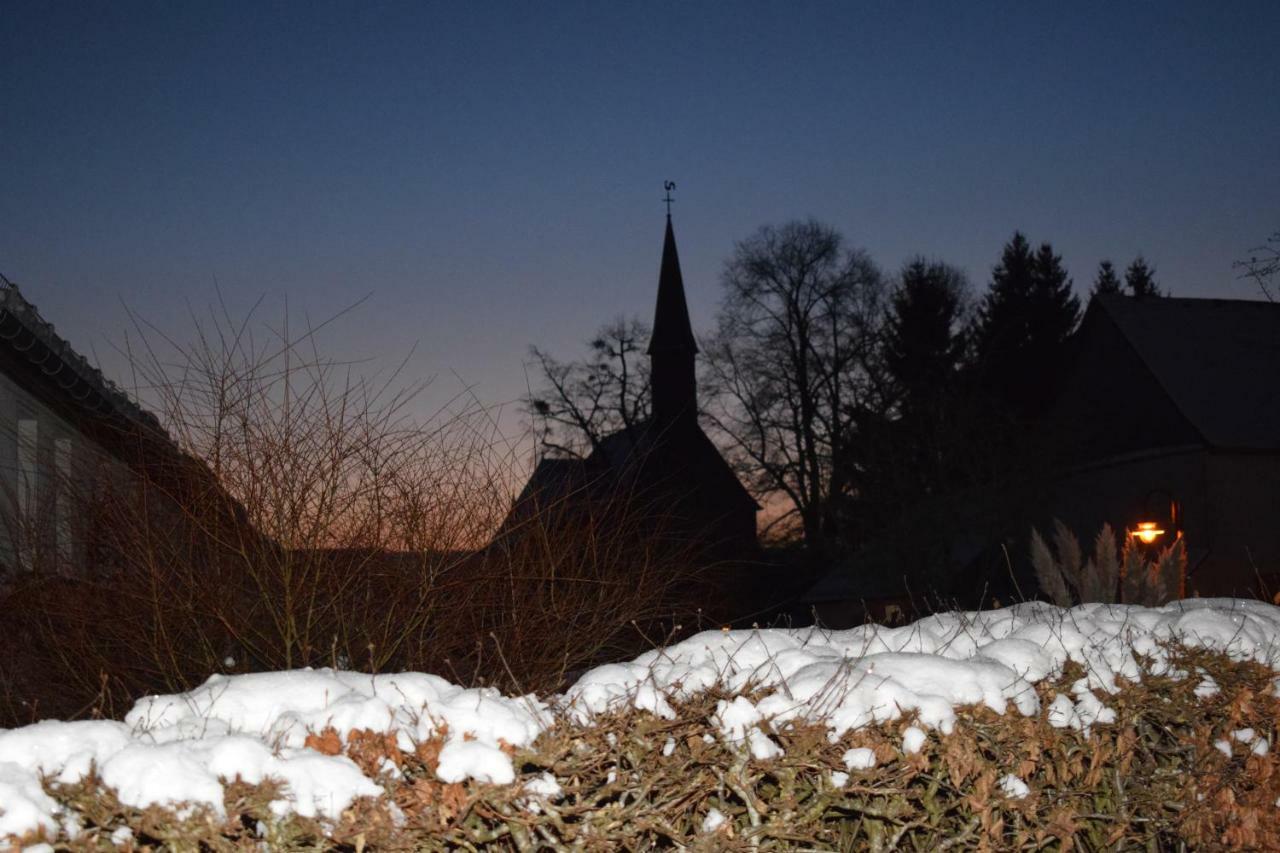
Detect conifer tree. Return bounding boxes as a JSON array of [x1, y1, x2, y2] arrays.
[[1125, 256, 1162, 298], [884, 258, 967, 421], [1092, 260, 1122, 296], [973, 231, 1036, 366], [972, 232, 1080, 419], [877, 258, 968, 501], [1029, 242, 1081, 349]]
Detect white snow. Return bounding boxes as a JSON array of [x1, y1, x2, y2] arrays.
[[436, 739, 516, 784], [701, 807, 727, 832], [2, 598, 1279, 842], [901, 726, 927, 754], [830, 770, 849, 787], [1232, 728, 1256, 743], [1046, 694, 1079, 729], [747, 728, 782, 760], [1194, 672, 1220, 699], [563, 599, 1280, 741], [1214, 738, 1233, 757], [711, 696, 781, 758], [1252, 739, 1270, 756], [712, 696, 761, 741], [0, 761, 60, 839], [523, 771, 562, 799], [999, 774, 1030, 799], [843, 746, 877, 769]]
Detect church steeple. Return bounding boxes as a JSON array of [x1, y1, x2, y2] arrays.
[[649, 213, 698, 427]]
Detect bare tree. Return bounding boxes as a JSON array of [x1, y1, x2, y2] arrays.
[[702, 220, 886, 552], [525, 317, 650, 458], [1235, 230, 1279, 302]]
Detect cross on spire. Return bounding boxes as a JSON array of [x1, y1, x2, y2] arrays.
[[663, 180, 676, 218]]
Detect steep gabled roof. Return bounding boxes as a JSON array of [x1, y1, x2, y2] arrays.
[[512, 456, 591, 509], [647, 216, 698, 355], [1094, 295, 1280, 450]]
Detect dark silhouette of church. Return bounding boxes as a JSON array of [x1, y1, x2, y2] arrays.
[[501, 214, 759, 562]]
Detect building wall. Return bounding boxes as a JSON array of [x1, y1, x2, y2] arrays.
[[1202, 451, 1280, 596], [0, 371, 126, 575], [1045, 449, 1206, 543], [1043, 447, 1279, 597]]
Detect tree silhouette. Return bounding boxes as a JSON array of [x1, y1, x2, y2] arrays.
[[1125, 256, 1162, 299], [1235, 230, 1279, 302], [526, 318, 651, 458], [884, 258, 968, 422], [702, 220, 886, 552], [1030, 242, 1080, 346], [972, 232, 1080, 419], [973, 232, 1036, 366], [1092, 260, 1123, 297], [868, 258, 970, 507]]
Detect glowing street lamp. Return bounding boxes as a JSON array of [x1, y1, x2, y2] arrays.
[[1129, 521, 1166, 545]]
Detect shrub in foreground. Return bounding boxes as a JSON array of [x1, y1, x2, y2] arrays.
[[10, 644, 1280, 851]]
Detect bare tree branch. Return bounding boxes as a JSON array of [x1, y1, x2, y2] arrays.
[[525, 318, 651, 459]]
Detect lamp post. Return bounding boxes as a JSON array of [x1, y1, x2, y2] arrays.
[[1127, 489, 1181, 549]]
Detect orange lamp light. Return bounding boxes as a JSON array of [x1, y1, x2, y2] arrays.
[[1130, 521, 1166, 545]]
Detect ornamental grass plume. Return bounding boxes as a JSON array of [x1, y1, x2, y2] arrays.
[[1031, 520, 1181, 606]]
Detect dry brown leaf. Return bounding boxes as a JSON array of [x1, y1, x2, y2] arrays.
[[304, 727, 343, 756]]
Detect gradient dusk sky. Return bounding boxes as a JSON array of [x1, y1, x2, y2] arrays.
[[2, 1, 1277, 438]]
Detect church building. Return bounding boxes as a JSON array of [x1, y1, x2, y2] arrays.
[[503, 213, 759, 561]]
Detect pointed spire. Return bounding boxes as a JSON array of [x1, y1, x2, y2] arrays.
[[649, 213, 699, 428], [648, 215, 698, 355]]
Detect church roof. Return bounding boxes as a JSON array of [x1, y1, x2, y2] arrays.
[[591, 419, 759, 510], [514, 456, 591, 509], [1094, 295, 1280, 450], [647, 216, 698, 355]]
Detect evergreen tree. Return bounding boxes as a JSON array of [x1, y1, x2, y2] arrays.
[[1029, 242, 1081, 350], [877, 258, 968, 501], [884, 258, 967, 421], [973, 231, 1036, 366], [972, 232, 1080, 419], [1125, 256, 1162, 298], [1092, 260, 1122, 297]]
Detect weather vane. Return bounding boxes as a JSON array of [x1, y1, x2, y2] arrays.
[[663, 180, 676, 217]]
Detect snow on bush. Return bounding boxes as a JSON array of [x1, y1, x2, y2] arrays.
[[2, 598, 1279, 843]]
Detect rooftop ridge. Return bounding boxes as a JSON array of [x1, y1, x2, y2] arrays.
[[0, 274, 168, 437]]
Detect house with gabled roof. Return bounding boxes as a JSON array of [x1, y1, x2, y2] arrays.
[[1040, 293, 1280, 597], [804, 293, 1280, 625], [0, 274, 254, 578]]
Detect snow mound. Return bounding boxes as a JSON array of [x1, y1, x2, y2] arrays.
[[0, 670, 548, 840], [562, 599, 1280, 742], [1, 598, 1278, 842]]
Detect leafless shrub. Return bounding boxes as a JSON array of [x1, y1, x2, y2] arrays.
[[0, 298, 710, 723], [1235, 230, 1279, 302]]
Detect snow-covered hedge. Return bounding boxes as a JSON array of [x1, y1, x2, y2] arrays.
[[3, 599, 1280, 849]]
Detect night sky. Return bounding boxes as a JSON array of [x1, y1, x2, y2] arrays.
[[2, 1, 1277, 435]]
